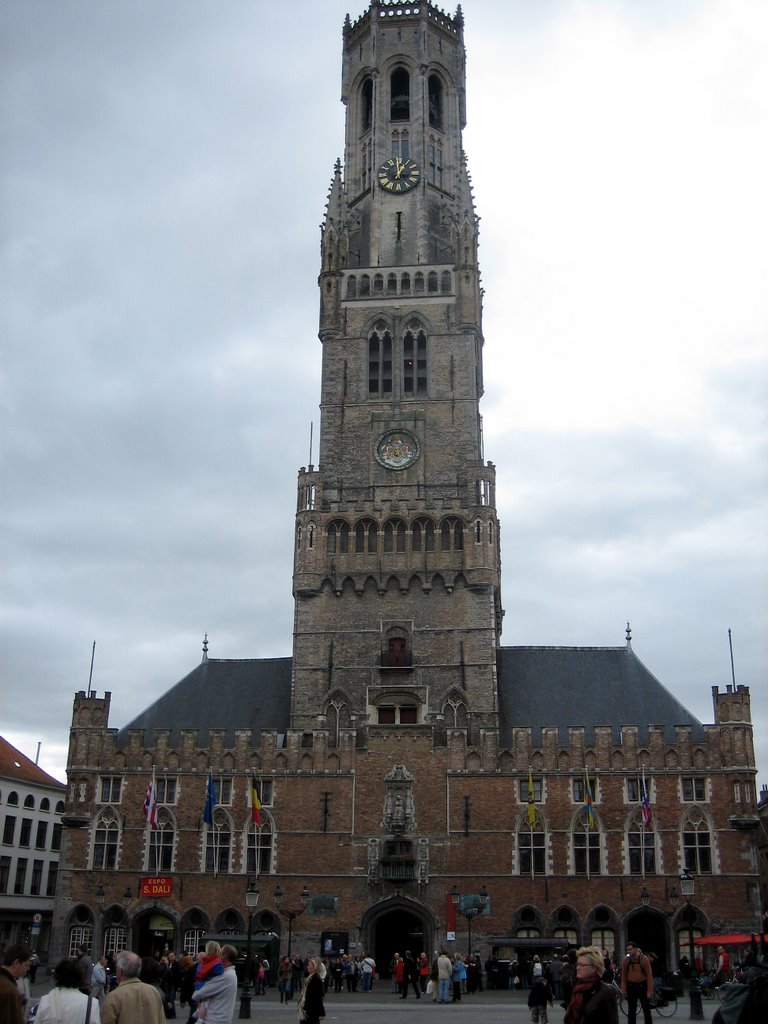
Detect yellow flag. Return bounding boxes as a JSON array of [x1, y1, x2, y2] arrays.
[[527, 768, 536, 826]]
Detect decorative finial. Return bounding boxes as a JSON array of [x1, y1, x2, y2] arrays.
[[625, 622, 632, 648], [202, 633, 209, 661]]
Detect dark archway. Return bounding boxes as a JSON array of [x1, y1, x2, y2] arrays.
[[373, 907, 426, 979], [626, 910, 669, 975]]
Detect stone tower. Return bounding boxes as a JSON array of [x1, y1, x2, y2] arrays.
[[292, 1, 502, 749]]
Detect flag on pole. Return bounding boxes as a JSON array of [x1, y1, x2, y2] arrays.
[[143, 773, 158, 830], [641, 768, 653, 827], [584, 768, 595, 829], [204, 769, 217, 827], [250, 773, 262, 827], [527, 767, 536, 826]]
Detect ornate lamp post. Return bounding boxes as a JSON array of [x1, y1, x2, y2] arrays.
[[238, 880, 260, 1019], [679, 869, 703, 1021], [451, 885, 489, 958], [274, 885, 310, 960]]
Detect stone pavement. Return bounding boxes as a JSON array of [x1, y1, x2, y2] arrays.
[[26, 978, 722, 1024]]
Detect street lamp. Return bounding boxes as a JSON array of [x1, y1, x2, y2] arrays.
[[679, 869, 703, 1021], [640, 886, 651, 907], [96, 885, 105, 906], [451, 885, 489, 958], [274, 885, 310, 960], [238, 880, 260, 1020]]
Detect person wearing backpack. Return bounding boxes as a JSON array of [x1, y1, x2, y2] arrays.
[[620, 942, 653, 1024]]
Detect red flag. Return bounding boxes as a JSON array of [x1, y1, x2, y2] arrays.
[[641, 769, 653, 827], [143, 777, 158, 830]]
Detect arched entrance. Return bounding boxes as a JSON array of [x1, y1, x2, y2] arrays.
[[361, 896, 433, 979], [133, 907, 176, 958], [626, 909, 669, 975]]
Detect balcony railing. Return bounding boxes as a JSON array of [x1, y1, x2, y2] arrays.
[[380, 859, 416, 881]]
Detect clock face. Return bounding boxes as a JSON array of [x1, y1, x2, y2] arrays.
[[377, 156, 421, 193], [375, 429, 420, 470]]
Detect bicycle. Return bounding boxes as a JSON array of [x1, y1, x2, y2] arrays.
[[612, 982, 678, 1017]]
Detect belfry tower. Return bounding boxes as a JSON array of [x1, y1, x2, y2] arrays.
[[292, 1, 502, 749]]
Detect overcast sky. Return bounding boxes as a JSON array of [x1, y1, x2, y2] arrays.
[[2, 0, 766, 793]]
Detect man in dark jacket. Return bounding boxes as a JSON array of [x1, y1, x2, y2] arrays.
[[0, 944, 32, 1024]]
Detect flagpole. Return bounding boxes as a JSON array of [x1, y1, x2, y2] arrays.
[[642, 763, 646, 879]]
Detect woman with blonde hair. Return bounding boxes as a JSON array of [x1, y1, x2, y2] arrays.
[[564, 946, 618, 1024], [298, 957, 326, 1024]]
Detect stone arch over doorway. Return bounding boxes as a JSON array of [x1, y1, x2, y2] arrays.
[[625, 907, 671, 974], [360, 894, 435, 979]]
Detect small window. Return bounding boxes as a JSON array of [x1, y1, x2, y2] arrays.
[[400, 706, 418, 725], [681, 777, 706, 802], [19, 818, 32, 847], [35, 821, 48, 849], [7, 792, 19, 806], [100, 777, 123, 803], [378, 706, 396, 724], [24, 795, 35, 809], [218, 778, 233, 805], [627, 777, 641, 803], [156, 778, 177, 804], [520, 778, 543, 803], [40, 798, 50, 812], [3, 816, 16, 845]]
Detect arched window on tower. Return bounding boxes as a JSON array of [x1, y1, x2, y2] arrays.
[[390, 68, 410, 121], [403, 321, 427, 395], [361, 77, 373, 133], [355, 519, 378, 554], [412, 517, 435, 552], [428, 74, 443, 129], [384, 519, 406, 553], [368, 322, 393, 396]]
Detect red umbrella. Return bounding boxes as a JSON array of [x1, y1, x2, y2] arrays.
[[693, 934, 768, 946]]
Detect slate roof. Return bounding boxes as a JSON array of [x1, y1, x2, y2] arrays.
[[116, 646, 704, 750], [0, 735, 66, 789], [497, 645, 705, 747], [117, 657, 292, 747]]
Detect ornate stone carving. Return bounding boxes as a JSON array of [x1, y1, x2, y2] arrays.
[[382, 763, 416, 834]]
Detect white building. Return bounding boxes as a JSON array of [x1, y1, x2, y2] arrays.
[[1, 736, 65, 958]]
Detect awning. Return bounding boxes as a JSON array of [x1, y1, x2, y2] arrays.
[[693, 934, 768, 946]]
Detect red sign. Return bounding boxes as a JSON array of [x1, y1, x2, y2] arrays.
[[140, 876, 173, 898]]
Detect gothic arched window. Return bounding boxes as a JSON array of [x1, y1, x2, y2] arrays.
[[412, 518, 435, 552], [355, 520, 378, 554], [628, 809, 656, 875], [390, 68, 410, 121], [682, 807, 713, 873], [92, 809, 120, 871], [573, 810, 602, 876], [518, 814, 547, 876], [147, 809, 176, 872], [368, 322, 393, 396], [384, 519, 406, 553], [361, 76, 373, 132], [403, 321, 427, 395], [428, 73, 443, 129], [205, 809, 232, 874], [246, 816, 274, 874]]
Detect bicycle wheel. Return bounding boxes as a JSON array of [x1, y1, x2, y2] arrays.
[[619, 994, 628, 1016], [655, 997, 677, 1016]]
